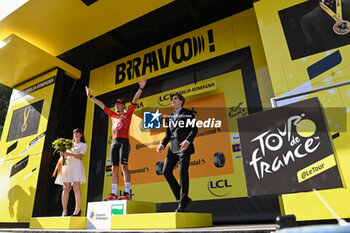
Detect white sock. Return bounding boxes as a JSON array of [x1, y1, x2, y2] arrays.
[[112, 184, 118, 195], [125, 182, 130, 193]]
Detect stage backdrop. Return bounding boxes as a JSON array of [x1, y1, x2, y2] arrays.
[[254, 0, 350, 220], [84, 8, 276, 216], [0, 70, 56, 223]]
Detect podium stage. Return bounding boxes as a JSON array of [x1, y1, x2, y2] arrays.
[[28, 200, 218, 231], [0, 223, 277, 233]]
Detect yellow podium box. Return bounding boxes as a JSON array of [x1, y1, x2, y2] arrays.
[[111, 212, 212, 229], [29, 217, 86, 229], [86, 200, 156, 229], [123, 200, 156, 214]]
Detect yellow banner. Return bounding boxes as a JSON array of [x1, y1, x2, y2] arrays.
[[124, 79, 217, 115], [90, 18, 236, 95], [297, 154, 336, 183]]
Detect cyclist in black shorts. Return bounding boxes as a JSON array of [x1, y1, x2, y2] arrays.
[[85, 76, 147, 200]]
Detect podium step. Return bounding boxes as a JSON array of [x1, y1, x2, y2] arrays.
[[29, 217, 86, 229], [111, 212, 212, 229], [87, 200, 156, 229]]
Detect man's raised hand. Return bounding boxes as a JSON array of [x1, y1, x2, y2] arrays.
[[139, 76, 147, 89]]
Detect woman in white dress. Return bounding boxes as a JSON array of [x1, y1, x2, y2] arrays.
[[55, 128, 87, 216]]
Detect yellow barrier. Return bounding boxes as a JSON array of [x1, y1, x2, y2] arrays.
[[111, 212, 212, 229], [30, 217, 86, 229]]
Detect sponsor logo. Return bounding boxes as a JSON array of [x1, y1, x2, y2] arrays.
[[231, 133, 240, 143], [129, 166, 149, 174], [143, 110, 161, 129], [232, 144, 241, 152], [158, 93, 172, 106], [238, 98, 343, 196], [228, 102, 247, 118], [115, 29, 216, 85], [114, 121, 124, 130], [105, 165, 112, 172], [207, 179, 232, 197], [89, 210, 95, 220], [157, 82, 216, 107], [174, 158, 206, 171], [111, 204, 124, 215], [249, 114, 321, 180]]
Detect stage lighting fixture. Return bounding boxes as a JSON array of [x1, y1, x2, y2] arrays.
[[81, 0, 98, 6]]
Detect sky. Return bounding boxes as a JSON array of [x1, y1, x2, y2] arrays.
[[0, 0, 29, 21]]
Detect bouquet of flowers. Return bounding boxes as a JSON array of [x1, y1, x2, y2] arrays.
[[52, 138, 74, 177], [52, 138, 74, 153]]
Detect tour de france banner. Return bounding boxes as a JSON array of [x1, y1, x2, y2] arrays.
[[0, 71, 56, 222], [237, 97, 343, 197]]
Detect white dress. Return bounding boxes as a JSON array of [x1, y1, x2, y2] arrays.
[[55, 142, 87, 185]]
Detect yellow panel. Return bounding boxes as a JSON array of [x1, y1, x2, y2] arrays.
[[253, 0, 307, 96], [254, 0, 350, 221], [90, 17, 236, 95], [0, 0, 174, 56], [111, 213, 212, 229], [30, 217, 86, 229], [126, 200, 156, 214], [231, 9, 274, 108], [0, 34, 81, 87], [0, 71, 57, 223]]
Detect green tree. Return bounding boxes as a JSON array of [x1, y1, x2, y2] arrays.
[[0, 84, 12, 138]]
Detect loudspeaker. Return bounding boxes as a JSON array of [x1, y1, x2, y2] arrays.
[[81, 0, 98, 6]]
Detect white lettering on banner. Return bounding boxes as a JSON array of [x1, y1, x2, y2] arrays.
[[163, 118, 222, 128], [249, 114, 321, 180]]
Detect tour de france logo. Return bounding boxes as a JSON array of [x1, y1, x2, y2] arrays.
[[248, 113, 320, 181], [238, 98, 343, 196]]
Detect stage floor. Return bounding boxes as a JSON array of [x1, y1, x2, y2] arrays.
[[0, 224, 277, 233]]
